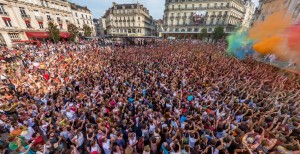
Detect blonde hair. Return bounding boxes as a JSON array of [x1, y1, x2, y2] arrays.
[[125, 146, 133, 154]]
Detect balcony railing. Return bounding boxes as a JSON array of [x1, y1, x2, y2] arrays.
[[35, 16, 43, 22], [47, 18, 54, 22], [21, 14, 30, 18], [165, 5, 235, 11], [0, 11, 9, 16]]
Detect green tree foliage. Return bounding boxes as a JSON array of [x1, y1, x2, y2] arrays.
[[212, 26, 225, 40], [83, 24, 92, 37], [200, 28, 208, 39], [67, 23, 79, 41], [47, 22, 60, 42]]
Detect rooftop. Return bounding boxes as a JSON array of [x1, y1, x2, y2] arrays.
[[69, 2, 91, 12]]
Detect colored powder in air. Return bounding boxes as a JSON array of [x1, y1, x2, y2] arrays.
[[253, 36, 283, 55], [227, 32, 253, 59], [249, 10, 292, 41], [287, 24, 300, 52]]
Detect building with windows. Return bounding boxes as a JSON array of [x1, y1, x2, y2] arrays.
[[154, 19, 164, 36], [102, 2, 155, 36], [70, 2, 95, 36], [253, 0, 300, 25], [0, 0, 73, 47], [93, 18, 101, 36], [162, 0, 246, 38], [241, 0, 255, 29]]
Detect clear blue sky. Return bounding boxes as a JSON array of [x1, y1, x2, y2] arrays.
[[69, 0, 259, 20]]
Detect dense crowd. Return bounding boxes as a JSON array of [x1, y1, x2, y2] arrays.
[[0, 40, 299, 154]]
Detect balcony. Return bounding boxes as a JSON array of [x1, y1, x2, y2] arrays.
[[176, 16, 181, 19], [35, 16, 43, 22], [182, 15, 187, 19], [217, 14, 222, 17], [169, 16, 174, 19], [21, 14, 31, 20], [210, 15, 216, 18], [0, 11, 9, 16], [57, 20, 63, 24], [47, 18, 54, 22]]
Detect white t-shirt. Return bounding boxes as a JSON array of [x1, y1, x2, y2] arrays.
[[102, 140, 111, 154], [189, 136, 197, 148], [22, 126, 35, 141]]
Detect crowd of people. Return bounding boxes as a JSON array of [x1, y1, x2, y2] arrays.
[[0, 40, 299, 154]]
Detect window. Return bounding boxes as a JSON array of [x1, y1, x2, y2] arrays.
[[85, 15, 87, 19], [87, 20, 89, 24], [25, 21, 31, 28], [3, 18, 12, 27], [33, 10, 40, 16], [192, 4, 194, 9], [0, 5, 6, 13], [39, 22, 43, 29], [172, 5, 174, 10], [128, 29, 131, 33], [57, 17, 60, 21], [47, 15, 51, 20], [81, 14, 84, 18], [19, 7, 26, 15], [194, 28, 199, 32], [178, 5, 181, 9], [188, 28, 192, 32], [90, 16, 91, 19], [185, 4, 187, 9], [75, 12, 77, 17], [77, 19, 79, 24], [138, 17, 140, 20], [175, 28, 179, 32], [8, 33, 20, 42], [59, 24, 62, 29]]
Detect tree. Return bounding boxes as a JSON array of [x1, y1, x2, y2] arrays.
[[67, 23, 79, 41], [83, 24, 92, 37], [199, 28, 208, 39], [212, 26, 225, 41], [47, 22, 60, 42]]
